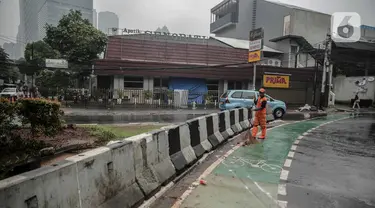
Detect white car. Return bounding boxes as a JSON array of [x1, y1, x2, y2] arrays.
[[0, 88, 23, 99]]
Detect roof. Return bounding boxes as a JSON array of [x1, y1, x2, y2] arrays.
[[269, 35, 304, 43], [334, 41, 375, 52], [212, 36, 283, 53], [361, 25, 375, 30], [263, 0, 329, 15]]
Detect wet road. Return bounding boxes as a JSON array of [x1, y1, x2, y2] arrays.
[[151, 114, 375, 208], [284, 114, 375, 208]]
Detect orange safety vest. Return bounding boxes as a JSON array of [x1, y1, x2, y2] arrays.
[[255, 97, 268, 115]]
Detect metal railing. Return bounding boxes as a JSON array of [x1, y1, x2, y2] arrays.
[[31, 88, 220, 109]]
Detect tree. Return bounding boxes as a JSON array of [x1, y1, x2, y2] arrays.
[[0, 48, 20, 83], [35, 69, 74, 89], [0, 47, 12, 79], [24, 40, 60, 69], [44, 10, 108, 65]]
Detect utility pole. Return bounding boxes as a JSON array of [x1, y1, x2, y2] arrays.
[[252, 63, 256, 90], [30, 41, 35, 87], [312, 45, 320, 106], [320, 32, 332, 109]]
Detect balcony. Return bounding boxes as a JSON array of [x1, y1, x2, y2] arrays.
[[210, 12, 238, 33]]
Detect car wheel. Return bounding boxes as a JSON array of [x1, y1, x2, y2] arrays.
[[273, 108, 285, 119]]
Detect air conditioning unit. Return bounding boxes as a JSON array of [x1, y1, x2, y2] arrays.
[[260, 58, 281, 67]]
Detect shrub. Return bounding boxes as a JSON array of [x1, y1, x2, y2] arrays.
[[144, 90, 153, 100], [17, 98, 64, 137], [85, 126, 116, 145], [0, 98, 17, 129]]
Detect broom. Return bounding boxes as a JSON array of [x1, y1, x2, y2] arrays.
[[242, 108, 259, 146]]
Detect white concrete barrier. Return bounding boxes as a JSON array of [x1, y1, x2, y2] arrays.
[[230, 109, 243, 134], [240, 108, 251, 130], [127, 133, 161, 198], [0, 160, 80, 208], [187, 117, 213, 158], [206, 113, 225, 148], [166, 124, 197, 172], [219, 111, 235, 139], [66, 144, 144, 208], [150, 130, 176, 185], [0, 109, 250, 208]]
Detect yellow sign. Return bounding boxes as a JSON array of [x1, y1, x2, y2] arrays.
[[263, 74, 290, 88], [248, 50, 261, 63]]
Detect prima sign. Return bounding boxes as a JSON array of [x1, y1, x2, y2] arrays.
[[112, 28, 209, 39], [263, 74, 290, 88]]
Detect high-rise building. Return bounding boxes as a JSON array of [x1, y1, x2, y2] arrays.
[[93, 9, 98, 29], [98, 11, 119, 34], [19, 0, 94, 43]]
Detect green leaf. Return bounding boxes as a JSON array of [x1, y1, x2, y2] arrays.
[[43, 10, 108, 66]]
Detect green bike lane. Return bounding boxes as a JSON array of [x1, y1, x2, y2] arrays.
[[179, 114, 349, 208]]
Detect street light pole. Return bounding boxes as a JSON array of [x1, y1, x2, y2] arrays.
[[252, 63, 256, 90], [320, 32, 332, 109]]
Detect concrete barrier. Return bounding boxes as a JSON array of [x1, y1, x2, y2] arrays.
[[187, 117, 213, 158], [239, 108, 251, 130], [0, 109, 249, 208], [127, 134, 161, 198], [66, 144, 144, 208], [0, 160, 80, 208], [219, 111, 235, 139], [167, 124, 197, 172], [230, 109, 243, 134], [149, 129, 176, 185], [206, 113, 225, 148]]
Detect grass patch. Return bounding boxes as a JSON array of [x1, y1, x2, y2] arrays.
[[82, 125, 164, 145]]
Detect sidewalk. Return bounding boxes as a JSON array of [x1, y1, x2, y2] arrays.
[[176, 114, 348, 208]]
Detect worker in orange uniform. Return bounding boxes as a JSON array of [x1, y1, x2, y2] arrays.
[[251, 88, 268, 141]]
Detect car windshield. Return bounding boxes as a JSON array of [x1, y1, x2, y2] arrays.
[[220, 91, 230, 98], [2, 88, 16, 93], [265, 94, 274, 101]]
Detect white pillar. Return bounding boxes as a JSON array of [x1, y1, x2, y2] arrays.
[[113, 75, 124, 98], [224, 80, 228, 92], [143, 76, 154, 91]]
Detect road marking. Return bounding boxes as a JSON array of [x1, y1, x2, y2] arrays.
[[284, 159, 292, 168], [278, 200, 288, 208], [171, 117, 351, 208], [171, 143, 241, 208], [278, 184, 287, 196], [288, 151, 295, 158], [278, 116, 351, 208], [280, 169, 289, 181]]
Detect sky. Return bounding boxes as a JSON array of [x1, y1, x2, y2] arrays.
[[0, 0, 375, 46], [94, 0, 375, 36]]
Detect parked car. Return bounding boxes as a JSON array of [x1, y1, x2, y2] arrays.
[[219, 90, 287, 119], [0, 87, 23, 99]]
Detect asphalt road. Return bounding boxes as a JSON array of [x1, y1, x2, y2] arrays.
[[284, 114, 375, 208], [149, 114, 375, 208]]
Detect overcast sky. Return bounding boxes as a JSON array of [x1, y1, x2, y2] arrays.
[[94, 0, 375, 36], [0, 0, 374, 46]]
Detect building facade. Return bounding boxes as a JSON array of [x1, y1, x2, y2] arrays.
[[19, 0, 94, 43], [98, 11, 119, 34], [93, 32, 318, 105], [210, 0, 331, 68]]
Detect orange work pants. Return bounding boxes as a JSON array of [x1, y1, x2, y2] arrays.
[[251, 114, 267, 139]]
